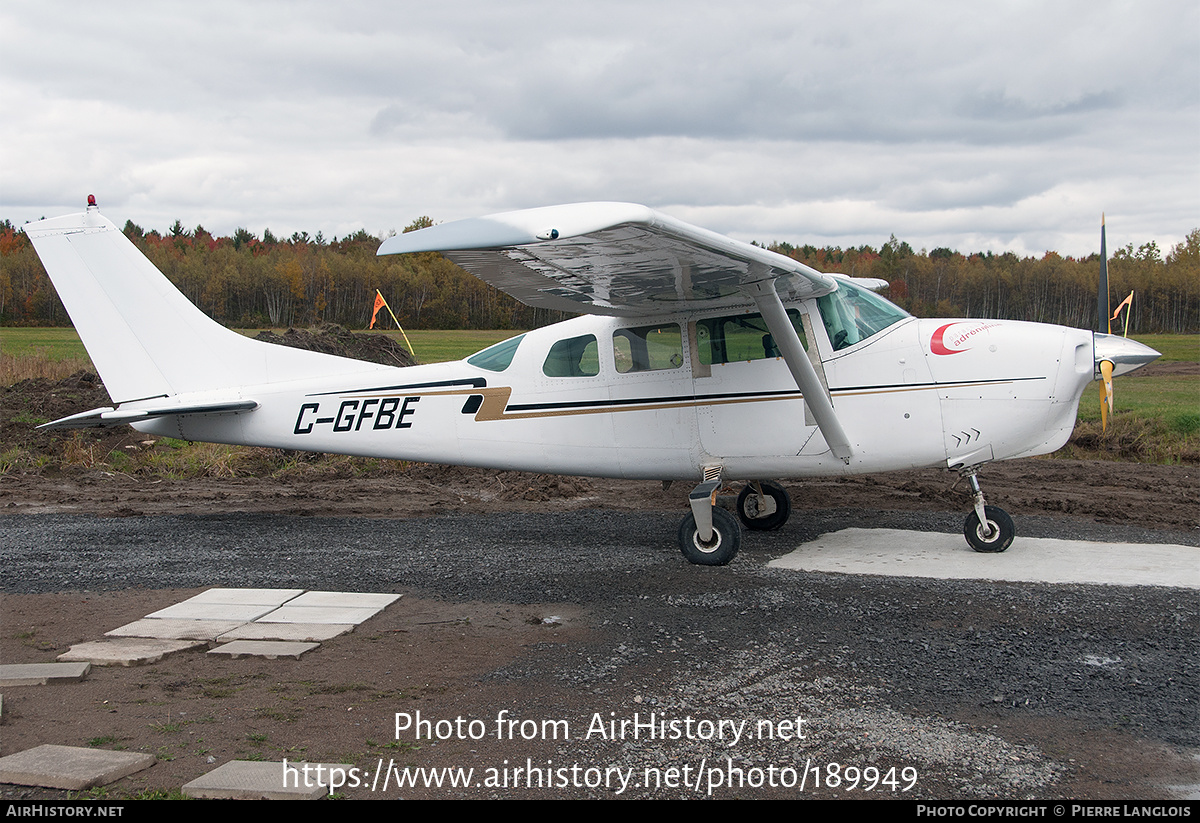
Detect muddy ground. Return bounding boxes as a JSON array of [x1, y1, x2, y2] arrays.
[[2, 364, 1197, 530]]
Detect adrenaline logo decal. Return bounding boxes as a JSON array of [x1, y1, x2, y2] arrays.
[[930, 322, 1003, 355]]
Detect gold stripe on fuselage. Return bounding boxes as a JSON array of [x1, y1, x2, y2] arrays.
[[335, 378, 1024, 423]]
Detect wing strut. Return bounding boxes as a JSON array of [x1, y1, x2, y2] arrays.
[[746, 280, 853, 460]]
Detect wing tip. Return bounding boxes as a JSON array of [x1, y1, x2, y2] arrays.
[[377, 202, 658, 257]]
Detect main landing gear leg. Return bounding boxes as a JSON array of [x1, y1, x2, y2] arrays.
[[677, 474, 741, 566], [959, 466, 1014, 553]]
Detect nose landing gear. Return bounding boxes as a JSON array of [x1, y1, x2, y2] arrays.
[[960, 467, 1014, 552]]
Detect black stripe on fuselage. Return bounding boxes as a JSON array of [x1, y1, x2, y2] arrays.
[[503, 376, 1047, 413], [306, 377, 487, 397], [304, 375, 1046, 415]]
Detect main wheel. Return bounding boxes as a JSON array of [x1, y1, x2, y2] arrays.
[[964, 506, 1014, 553], [736, 481, 792, 531], [678, 507, 742, 566]]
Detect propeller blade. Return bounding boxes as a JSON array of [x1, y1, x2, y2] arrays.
[[1098, 214, 1110, 334], [1099, 358, 1114, 431]]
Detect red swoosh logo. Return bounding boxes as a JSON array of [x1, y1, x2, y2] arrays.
[[930, 323, 966, 355]]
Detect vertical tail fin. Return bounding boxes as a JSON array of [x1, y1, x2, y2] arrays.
[[23, 203, 386, 404]]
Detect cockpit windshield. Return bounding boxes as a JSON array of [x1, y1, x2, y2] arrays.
[[816, 280, 910, 351]]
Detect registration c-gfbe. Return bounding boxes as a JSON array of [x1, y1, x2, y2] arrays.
[[293, 397, 419, 435]]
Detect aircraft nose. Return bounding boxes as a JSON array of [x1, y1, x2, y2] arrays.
[[1094, 333, 1160, 378]]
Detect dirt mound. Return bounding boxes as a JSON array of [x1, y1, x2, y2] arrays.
[[1128, 361, 1199, 378], [2, 370, 110, 413], [0, 371, 126, 473], [254, 323, 417, 367]]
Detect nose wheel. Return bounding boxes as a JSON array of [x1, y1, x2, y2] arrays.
[[960, 467, 1014, 553], [964, 505, 1014, 552]]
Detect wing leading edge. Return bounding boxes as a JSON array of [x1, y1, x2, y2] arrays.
[[376, 202, 838, 317]]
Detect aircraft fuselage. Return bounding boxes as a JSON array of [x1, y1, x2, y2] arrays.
[[133, 307, 1095, 483]]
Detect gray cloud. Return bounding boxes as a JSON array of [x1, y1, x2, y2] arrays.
[[1, 1, 1195, 258]]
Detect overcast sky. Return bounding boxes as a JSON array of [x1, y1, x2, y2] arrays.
[[2, 1, 1196, 258]]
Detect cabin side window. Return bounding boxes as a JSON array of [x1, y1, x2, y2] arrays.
[[467, 334, 525, 372], [695, 310, 807, 366], [612, 323, 684, 373], [542, 334, 600, 377]]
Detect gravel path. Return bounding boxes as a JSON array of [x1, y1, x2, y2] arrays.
[[2, 507, 1196, 798]]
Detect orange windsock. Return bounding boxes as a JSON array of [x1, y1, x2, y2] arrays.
[[369, 291, 386, 329]]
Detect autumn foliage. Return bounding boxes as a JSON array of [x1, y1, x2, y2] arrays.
[[1, 219, 1196, 333]]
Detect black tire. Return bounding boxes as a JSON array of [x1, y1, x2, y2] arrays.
[[964, 506, 1015, 553], [736, 481, 792, 531], [678, 507, 742, 566]]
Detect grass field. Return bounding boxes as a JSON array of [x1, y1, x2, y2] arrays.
[[1075, 371, 1199, 429], [383, 328, 525, 363], [0, 327, 520, 366]]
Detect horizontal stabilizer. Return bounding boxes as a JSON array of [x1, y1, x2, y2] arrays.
[[39, 400, 259, 430]]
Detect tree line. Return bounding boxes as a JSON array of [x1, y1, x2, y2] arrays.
[[1, 217, 1196, 333], [770, 232, 1199, 334]]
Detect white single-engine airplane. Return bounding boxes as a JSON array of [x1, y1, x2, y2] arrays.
[[23, 198, 1159, 564]]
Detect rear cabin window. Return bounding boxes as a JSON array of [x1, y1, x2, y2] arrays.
[[613, 323, 684, 373], [467, 334, 525, 372], [542, 334, 599, 377], [695, 310, 807, 366]]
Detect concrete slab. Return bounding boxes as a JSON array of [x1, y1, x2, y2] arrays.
[[181, 588, 304, 606], [99, 589, 397, 647], [255, 592, 400, 625], [208, 640, 319, 659], [145, 602, 276, 621], [769, 528, 1200, 588], [286, 591, 400, 609], [257, 605, 384, 624], [106, 617, 245, 640], [183, 759, 351, 799], [0, 662, 90, 686], [218, 622, 355, 642], [58, 638, 206, 666], [0, 744, 154, 790]]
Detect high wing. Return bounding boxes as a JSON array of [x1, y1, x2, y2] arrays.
[[378, 202, 855, 460], [376, 202, 840, 317]]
